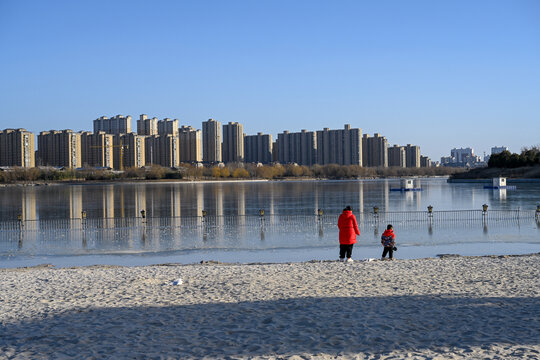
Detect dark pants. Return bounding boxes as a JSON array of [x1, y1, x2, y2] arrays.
[[382, 246, 394, 259], [339, 244, 354, 259]]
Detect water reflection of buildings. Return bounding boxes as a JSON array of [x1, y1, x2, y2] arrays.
[[22, 189, 37, 221]]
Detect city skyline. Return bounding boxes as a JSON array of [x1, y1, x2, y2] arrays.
[[1, 1, 539, 160]]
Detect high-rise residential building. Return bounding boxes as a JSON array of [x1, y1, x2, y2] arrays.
[[93, 115, 132, 134], [81, 131, 114, 168], [222, 122, 244, 163], [0, 128, 35, 168], [387, 144, 406, 168], [137, 114, 158, 136], [362, 133, 388, 167], [202, 118, 222, 163], [316, 124, 362, 166], [145, 134, 179, 168], [420, 155, 431, 168], [277, 129, 317, 165], [37, 130, 82, 168], [405, 144, 421, 168], [113, 133, 146, 169], [450, 147, 472, 164], [178, 125, 202, 163], [157, 118, 179, 136], [244, 132, 273, 164]]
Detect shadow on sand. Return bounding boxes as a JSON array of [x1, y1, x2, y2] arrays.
[[1, 295, 538, 358]]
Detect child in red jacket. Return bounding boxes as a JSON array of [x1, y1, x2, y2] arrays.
[[337, 206, 360, 262], [381, 224, 396, 260]]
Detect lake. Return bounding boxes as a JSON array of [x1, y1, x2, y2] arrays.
[[1, 178, 539, 267]]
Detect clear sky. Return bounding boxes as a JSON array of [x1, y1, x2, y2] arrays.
[[1, 0, 539, 160]]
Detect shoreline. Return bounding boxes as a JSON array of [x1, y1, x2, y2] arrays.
[[5, 251, 539, 271], [2, 242, 540, 269], [0, 175, 451, 187], [1, 253, 538, 359]]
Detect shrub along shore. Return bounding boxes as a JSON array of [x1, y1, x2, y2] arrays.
[[0, 164, 465, 184]]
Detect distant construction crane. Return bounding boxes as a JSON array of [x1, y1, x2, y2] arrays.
[[90, 140, 129, 170]]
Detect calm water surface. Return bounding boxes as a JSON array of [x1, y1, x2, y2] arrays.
[[1, 178, 539, 267]]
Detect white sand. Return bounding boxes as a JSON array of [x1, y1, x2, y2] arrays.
[[1, 254, 539, 359]]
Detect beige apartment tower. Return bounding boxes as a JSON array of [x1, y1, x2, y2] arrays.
[[316, 124, 362, 166], [244, 132, 273, 164], [113, 133, 146, 169], [362, 133, 388, 167], [387, 144, 406, 168], [37, 130, 82, 168], [94, 115, 132, 134], [0, 128, 35, 168], [202, 118, 222, 163], [277, 129, 317, 165], [405, 144, 421, 168], [145, 134, 179, 168], [81, 131, 114, 168], [157, 118, 179, 136], [222, 122, 244, 163], [179, 125, 202, 163], [137, 114, 158, 136]]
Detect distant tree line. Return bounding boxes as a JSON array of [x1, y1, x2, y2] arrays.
[[0, 164, 464, 183], [488, 146, 540, 168]]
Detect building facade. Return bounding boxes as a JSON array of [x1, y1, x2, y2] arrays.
[[178, 126, 202, 163], [93, 115, 132, 134], [387, 144, 406, 167], [244, 133, 273, 164], [316, 124, 362, 166], [277, 129, 317, 165], [222, 122, 244, 163], [0, 128, 35, 168], [81, 131, 114, 168], [145, 134, 179, 168], [157, 118, 179, 136], [137, 114, 158, 136], [362, 133, 388, 167], [113, 133, 146, 169], [405, 144, 421, 168], [37, 130, 82, 168], [202, 119, 222, 163], [420, 155, 431, 168]]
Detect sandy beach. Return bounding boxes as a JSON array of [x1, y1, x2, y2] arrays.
[[1, 254, 539, 359]]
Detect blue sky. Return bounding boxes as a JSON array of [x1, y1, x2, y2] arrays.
[[1, 0, 539, 160]]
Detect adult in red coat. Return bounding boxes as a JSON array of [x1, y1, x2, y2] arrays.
[[337, 206, 360, 262]]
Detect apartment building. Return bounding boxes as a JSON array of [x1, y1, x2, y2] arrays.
[[222, 122, 244, 163], [93, 115, 132, 134], [277, 129, 317, 166], [145, 134, 179, 168], [244, 132, 273, 164], [420, 155, 432, 168], [178, 125, 202, 163], [387, 144, 406, 168], [202, 118, 222, 163], [37, 129, 82, 168], [362, 133, 388, 167], [137, 114, 158, 136], [113, 133, 146, 169], [80, 131, 114, 168], [405, 144, 421, 168], [157, 118, 179, 136], [316, 124, 362, 166], [0, 128, 35, 168]]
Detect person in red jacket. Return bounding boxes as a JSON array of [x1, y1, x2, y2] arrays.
[[381, 224, 396, 260], [337, 206, 360, 262]]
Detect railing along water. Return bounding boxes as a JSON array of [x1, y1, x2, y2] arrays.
[[1, 209, 537, 233]]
